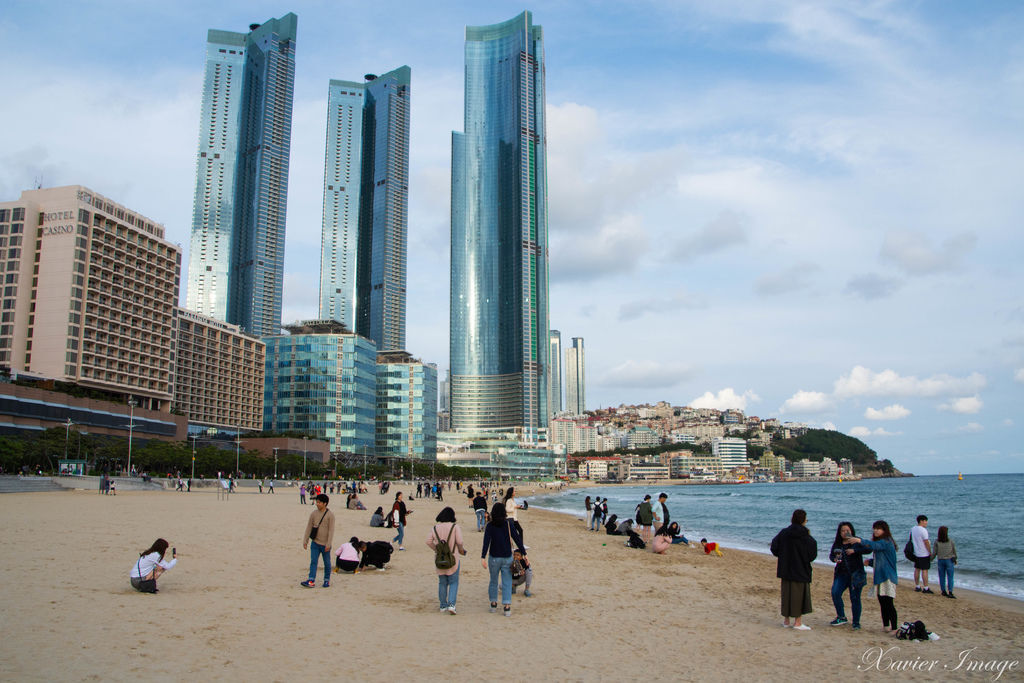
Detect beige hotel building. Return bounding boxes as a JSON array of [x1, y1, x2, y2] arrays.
[[0, 186, 180, 410]]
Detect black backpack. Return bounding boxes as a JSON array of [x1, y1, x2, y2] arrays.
[[904, 534, 916, 562], [896, 620, 929, 641], [626, 531, 646, 549]]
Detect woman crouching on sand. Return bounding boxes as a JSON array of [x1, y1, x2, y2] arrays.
[[844, 520, 899, 634], [130, 538, 177, 593], [770, 509, 818, 630]]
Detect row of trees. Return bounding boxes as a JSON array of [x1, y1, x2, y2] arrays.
[[0, 428, 490, 480]]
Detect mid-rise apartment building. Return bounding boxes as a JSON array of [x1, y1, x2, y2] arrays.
[[173, 308, 265, 432], [376, 351, 437, 461]]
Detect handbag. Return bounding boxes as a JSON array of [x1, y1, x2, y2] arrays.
[[310, 509, 329, 541], [903, 534, 916, 562], [135, 557, 158, 593]]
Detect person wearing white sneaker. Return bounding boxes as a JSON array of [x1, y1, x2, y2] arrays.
[[770, 509, 818, 631], [426, 507, 467, 615]]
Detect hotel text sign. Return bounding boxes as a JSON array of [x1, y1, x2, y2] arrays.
[[42, 209, 75, 236]]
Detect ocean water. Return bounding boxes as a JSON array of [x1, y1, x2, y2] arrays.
[[525, 473, 1024, 601]]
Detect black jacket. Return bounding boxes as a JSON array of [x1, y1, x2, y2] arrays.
[[770, 523, 817, 583]]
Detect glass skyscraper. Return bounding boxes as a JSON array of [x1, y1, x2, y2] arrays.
[[187, 13, 297, 338], [319, 67, 410, 352], [450, 11, 549, 435], [566, 337, 585, 416], [376, 351, 437, 461], [263, 321, 376, 454], [548, 329, 562, 417]]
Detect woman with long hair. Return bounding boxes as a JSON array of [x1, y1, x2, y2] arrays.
[[390, 491, 411, 551], [426, 507, 467, 614], [481, 503, 526, 616], [932, 525, 958, 598], [828, 521, 866, 629], [129, 538, 176, 593], [845, 520, 899, 633]]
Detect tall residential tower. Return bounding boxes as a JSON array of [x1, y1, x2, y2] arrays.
[[548, 330, 562, 417], [186, 13, 297, 337], [319, 67, 410, 352], [566, 337, 585, 416], [450, 11, 549, 435]]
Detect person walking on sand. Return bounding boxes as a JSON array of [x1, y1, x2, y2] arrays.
[[845, 520, 899, 634], [829, 521, 866, 630], [770, 508, 817, 631], [426, 507, 467, 614], [391, 491, 411, 551], [932, 525, 958, 598], [473, 491, 488, 532], [301, 494, 335, 588], [482, 503, 526, 617], [911, 515, 933, 594]]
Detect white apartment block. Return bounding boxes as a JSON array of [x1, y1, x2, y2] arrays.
[[792, 459, 819, 477], [0, 186, 180, 410], [712, 436, 748, 472]]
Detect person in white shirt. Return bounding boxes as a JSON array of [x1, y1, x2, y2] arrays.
[[910, 515, 933, 593], [129, 538, 177, 593]]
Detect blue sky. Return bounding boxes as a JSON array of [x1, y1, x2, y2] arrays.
[[2, 1, 1022, 474]]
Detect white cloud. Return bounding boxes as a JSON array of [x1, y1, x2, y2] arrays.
[[834, 365, 986, 398], [849, 426, 900, 438], [1015, 368, 1024, 383], [845, 273, 903, 300], [690, 388, 760, 411], [779, 390, 833, 414], [864, 404, 910, 420], [879, 230, 976, 275], [618, 290, 707, 322], [551, 213, 649, 282], [670, 210, 748, 260], [601, 360, 694, 389], [754, 263, 821, 296], [1004, 419, 1014, 427], [956, 422, 984, 433], [939, 396, 983, 415]]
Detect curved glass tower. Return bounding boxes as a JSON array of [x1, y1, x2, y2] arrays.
[[450, 11, 549, 435]]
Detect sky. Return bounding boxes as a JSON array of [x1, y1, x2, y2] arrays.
[[1, 1, 1022, 475]]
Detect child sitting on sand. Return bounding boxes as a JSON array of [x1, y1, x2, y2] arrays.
[[701, 538, 723, 556], [510, 549, 533, 597]]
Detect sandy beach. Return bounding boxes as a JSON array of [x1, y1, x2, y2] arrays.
[[0, 485, 1021, 682]]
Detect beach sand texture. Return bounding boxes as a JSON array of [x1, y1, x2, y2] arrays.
[[0, 487, 1021, 682]]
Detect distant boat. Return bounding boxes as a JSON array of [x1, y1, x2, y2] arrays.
[[958, 472, 963, 481], [838, 476, 843, 483]]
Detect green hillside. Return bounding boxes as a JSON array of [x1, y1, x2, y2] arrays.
[[773, 429, 896, 474]]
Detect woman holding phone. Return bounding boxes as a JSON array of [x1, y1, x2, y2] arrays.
[[129, 538, 176, 593]]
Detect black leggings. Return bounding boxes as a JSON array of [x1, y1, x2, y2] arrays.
[[336, 558, 359, 572], [878, 596, 898, 629]]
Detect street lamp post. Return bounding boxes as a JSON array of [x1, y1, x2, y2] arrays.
[[273, 447, 278, 479], [362, 445, 367, 479], [235, 427, 241, 478], [302, 436, 308, 478], [64, 417, 73, 463], [190, 434, 197, 483], [126, 397, 137, 476]]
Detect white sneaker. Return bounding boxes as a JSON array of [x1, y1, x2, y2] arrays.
[[440, 607, 448, 613], [447, 606, 457, 615]]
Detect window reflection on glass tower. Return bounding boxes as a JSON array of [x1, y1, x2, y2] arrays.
[[318, 67, 411, 352], [186, 13, 297, 338], [450, 11, 549, 436]]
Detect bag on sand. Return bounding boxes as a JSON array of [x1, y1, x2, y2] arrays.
[[626, 530, 646, 549], [433, 525, 456, 570], [896, 620, 930, 641]]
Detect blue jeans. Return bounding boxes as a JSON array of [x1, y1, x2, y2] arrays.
[[393, 522, 404, 546], [308, 541, 330, 583], [591, 515, 602, 531], [475, 508, 486, 531], [438, 565, 460, 609], [937, 558, 955, 593], [488, 555, 514, 605], [831, 573, 863, 625]]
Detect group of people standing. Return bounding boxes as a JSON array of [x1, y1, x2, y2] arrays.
[[771, 510, 959, 634]]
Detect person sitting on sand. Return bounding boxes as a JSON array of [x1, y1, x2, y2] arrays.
[[347, 493, 365, 510], [603, 514, 619, 534], [335, 537, 366, 573], [701, 538, 723, 556], [614, 518, 635, 536], [370, 506, 385, 527], [130, 538, 177, 593], [360, 540, 395, 570], [666, 522, 690, 545]]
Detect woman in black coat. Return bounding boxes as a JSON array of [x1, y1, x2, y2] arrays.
[[770, 508, 818, 630]]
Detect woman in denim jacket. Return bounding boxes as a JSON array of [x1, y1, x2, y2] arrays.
[[845, 520, 899, 634]]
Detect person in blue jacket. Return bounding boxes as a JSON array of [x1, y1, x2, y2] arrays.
[[845, 520, 899, 634], [829, 521, 867, 630]]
